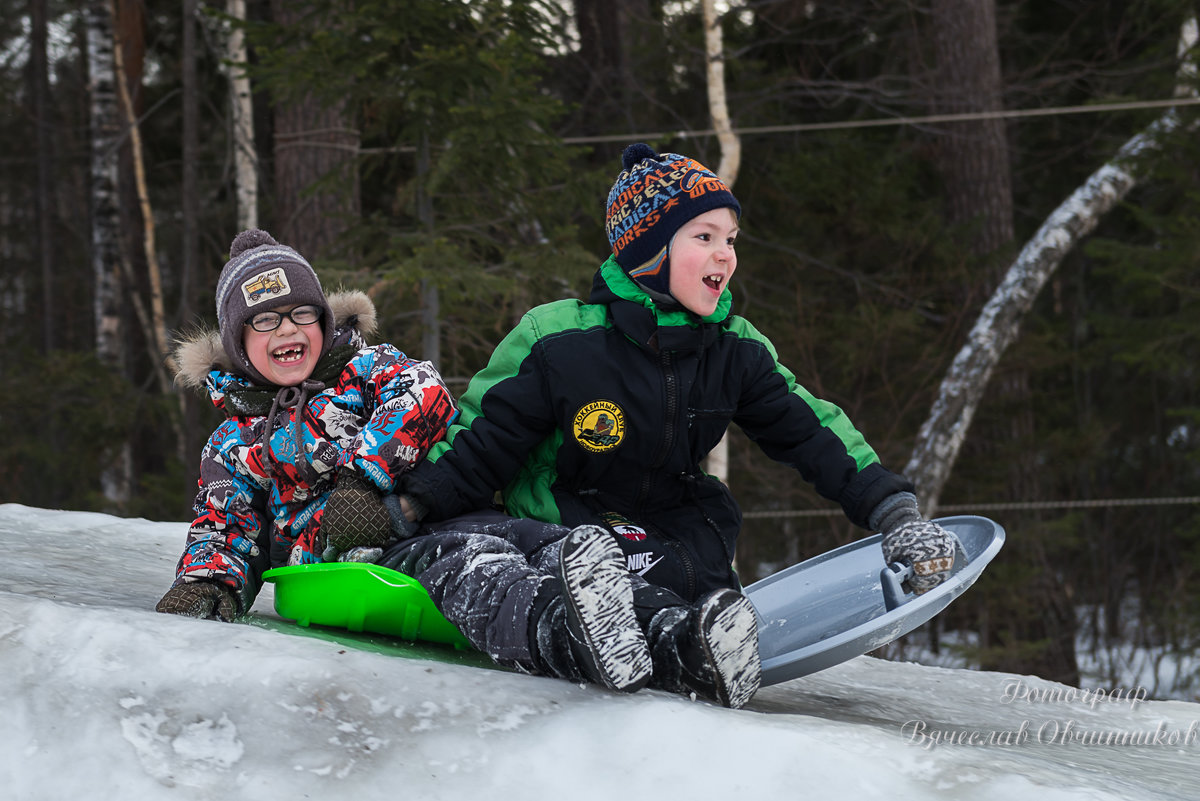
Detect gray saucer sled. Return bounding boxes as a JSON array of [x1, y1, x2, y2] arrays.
[[743, 514, 1005, 687]]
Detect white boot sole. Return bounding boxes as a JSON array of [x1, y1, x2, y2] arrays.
[[560, 526, 652, 693], [698, 591, 762, 709]]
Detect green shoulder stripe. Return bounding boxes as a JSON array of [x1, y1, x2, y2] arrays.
[[425, 298, 608, 463], [725, 315, 881, 471]]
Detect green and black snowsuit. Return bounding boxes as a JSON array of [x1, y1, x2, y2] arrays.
[[401, 257, 913, 601]]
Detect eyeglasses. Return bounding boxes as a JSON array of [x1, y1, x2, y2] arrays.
[[244, 304, 323, 333]]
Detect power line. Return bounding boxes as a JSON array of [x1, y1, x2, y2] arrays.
[[261, 96, 1200, 160], [743, 496, 1200, 519], [562, 96, 1200, 145]]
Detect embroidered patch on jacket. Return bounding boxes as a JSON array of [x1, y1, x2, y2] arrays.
[[572, 400, 626, 453], [600, 511, 647, 542], [241, 268, 292, 307]]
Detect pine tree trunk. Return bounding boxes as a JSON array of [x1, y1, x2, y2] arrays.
[[181, 0, 202, 464], [31, 0, 56, 355], [930, 0, 1013, 257], [573, 0, 653, 131], [111, 0, 174, 390], [270, 0, 360, 257]]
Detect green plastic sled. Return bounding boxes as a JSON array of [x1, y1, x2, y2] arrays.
[[262, 562, 473, 650]]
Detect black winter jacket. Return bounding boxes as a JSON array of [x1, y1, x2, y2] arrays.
[[402, 258, 912, 601]]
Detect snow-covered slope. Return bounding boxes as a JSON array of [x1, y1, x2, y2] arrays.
[[1, 503, 1197, 800]]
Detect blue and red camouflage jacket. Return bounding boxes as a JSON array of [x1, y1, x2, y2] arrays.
[[167, 290, 457, 613]]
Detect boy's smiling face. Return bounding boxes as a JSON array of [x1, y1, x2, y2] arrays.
[[667, 207, 739, 317], [243, 304, 325, 387]]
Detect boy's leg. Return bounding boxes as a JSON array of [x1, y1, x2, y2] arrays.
[[379, 513, 652, 693], [631, 576, 763, 709], [379, 527, 555, 673], [558, 526, 652, 693]]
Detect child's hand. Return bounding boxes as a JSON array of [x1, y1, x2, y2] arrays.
[[155, 582, 238, 621], [382, 493, 423, 538], [321, 472, 393, 560], [880, 519, 956, 594]]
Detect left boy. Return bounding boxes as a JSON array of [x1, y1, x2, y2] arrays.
[[156, 230, 656, 700], [155, 228, 460, 619]]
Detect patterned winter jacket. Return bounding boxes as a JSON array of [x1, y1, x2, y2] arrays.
[[400, 258, 913, 601], [169, 290, 457, 613]]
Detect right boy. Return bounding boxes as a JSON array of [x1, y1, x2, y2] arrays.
[[390, 144, 958, 709]]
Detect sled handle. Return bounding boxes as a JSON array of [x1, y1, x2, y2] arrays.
[[879, 533, 970, 611], [880, 562, 914, 611]]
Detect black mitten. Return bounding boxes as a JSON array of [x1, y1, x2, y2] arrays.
[[321, 472, 392, 559], [155, 582, 238, 622]]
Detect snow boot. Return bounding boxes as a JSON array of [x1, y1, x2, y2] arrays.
[[647, 588, 762, 709], [558, 525, 653, 693]]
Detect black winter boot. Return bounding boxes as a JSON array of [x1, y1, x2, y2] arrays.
[[530, 594, 583, 681], [646, 589, 762, 709], [557, 525, 653, 693]]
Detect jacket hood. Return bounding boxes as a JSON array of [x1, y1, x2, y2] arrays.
[[589, 256, 732, 327], [174, 289, 378, 390]]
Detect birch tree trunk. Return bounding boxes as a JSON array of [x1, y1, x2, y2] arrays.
[[87, 0, 132, 508], [904, 113, 1182, 515], [702, 0, 740, 186], [226, 0, 257, 230], [906, 17, 1198, 514], [701, 0, 740, 486]]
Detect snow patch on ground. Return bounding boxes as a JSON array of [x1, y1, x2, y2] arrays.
[[2, 503, 1198, 800]]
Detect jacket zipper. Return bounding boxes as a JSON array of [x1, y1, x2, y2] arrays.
[[636, 350, 698, 598], [638, 350, 677, 507]]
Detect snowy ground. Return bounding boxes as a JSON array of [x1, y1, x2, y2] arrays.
[[2, 503, 1198, 800]]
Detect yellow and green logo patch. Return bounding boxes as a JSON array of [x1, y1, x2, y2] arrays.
[[572, 400, 626, 453]]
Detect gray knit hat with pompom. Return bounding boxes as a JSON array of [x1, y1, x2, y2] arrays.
[[214, 229, 335, 386]]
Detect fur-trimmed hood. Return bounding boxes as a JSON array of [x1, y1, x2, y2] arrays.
[[174, 289, 378, 389]]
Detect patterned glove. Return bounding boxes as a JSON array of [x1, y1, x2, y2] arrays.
[[155, 582, 238, 622], [321, 472, 393, 560], [870, 491, 956, 594], [881, 520, 957, 594]]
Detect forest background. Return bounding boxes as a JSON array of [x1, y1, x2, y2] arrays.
[[4, 0, 1200, 697]]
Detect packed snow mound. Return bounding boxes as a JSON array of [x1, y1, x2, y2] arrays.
[[1, 503, 1197, 800]]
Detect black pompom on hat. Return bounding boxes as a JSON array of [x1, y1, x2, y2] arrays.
[[604, 143, 741, 297], [214, 229, 335, 386]]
